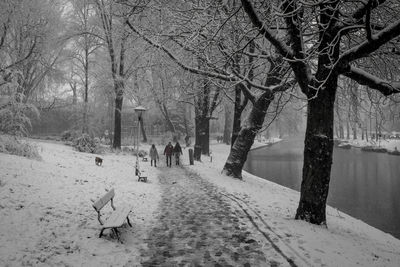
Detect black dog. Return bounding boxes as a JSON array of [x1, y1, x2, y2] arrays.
[[95, 157, 103, 166]]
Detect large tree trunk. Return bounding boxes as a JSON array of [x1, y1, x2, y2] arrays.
[[71, 82, 77, 105], [96, 0, 128, 150], [295, 77, 337, 224], [375, 110, 379, 142], [223, 50, 284, 178], [222, 91, 273, 178], [200, 118, 210, 155], [194, 116, 202, 161], [193, 73, 220, 159], [83, 103, 89, 134], [231, 84, 242, 146], [183, 104, 190, 138], [162, 103, 176, 133], [231, 41, 253, 146], [140, 116, 147, 143], [223, 102, 232, 145], [83, 41, 89, 134], [194, 114, 210, 160], [113, 89, 123, 149], [108, 96, 114, 134]]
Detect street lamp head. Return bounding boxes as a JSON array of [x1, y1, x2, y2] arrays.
[[134, 105, 147, 116]]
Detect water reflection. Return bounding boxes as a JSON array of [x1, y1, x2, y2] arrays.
[[244, 139, 400, 238]]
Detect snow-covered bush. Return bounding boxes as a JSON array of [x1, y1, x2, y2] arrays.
[[0, 134, 41, 160], [0, 93, 39, 137], [138, 149, 147, 157], [61, 130, 80, 142], [122, 146, 134, 153], [72, 134, 102, 154]]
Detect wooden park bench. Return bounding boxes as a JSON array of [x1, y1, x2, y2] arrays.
[[92, 189, 132, 241], [135, 167, 147, 182]]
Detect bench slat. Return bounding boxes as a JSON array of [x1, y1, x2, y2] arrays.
[[103, 206, 131, 228], [93, 189, 115, 211]]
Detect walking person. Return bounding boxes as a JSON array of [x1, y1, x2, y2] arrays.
[[164, 142, 174, 167], [173, 142, 183, 165], [149, 144, 159, 167], [184, 135, 191, 147]]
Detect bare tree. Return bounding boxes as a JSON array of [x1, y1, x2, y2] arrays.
[[94, 0, 136, 148], [0, 0, 65, 102], [0, 0, 64, 136], [242, 0, 400, 225], [67, 0, 101, 133]]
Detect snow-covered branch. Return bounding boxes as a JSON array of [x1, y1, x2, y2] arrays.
[[240, 0, 293, 59], [281, 0, 305, 61], [336, 0, 386, 35], [342, 65, 400, 96], [271, 79, 297, 93], [241, 0, 311, 93], [339, 19, 400, 64], [125, 19, 288, 92], [126, 20, 237, 82], [2, 37, 37, 71], [365, 0, 373, 41], [350, 0, 387, 22]]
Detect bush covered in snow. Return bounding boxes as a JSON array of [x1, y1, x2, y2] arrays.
[[138, 149, 147, 157], [61, 130, 80, 142], [72, 134, 102, 154], [0, 134, 41, 160], [0, 93, 39, 137]]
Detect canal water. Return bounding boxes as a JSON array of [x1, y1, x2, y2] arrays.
[[244, 138, 400, 239]]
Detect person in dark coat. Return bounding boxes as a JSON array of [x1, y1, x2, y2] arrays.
[[173, 142, 183, 165], [163, 142, 174, 167]]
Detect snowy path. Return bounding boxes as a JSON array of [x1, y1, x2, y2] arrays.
[[140, 165, 296, 266]]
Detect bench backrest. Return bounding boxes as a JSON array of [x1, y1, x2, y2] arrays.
[[93, 188, 115, 212]]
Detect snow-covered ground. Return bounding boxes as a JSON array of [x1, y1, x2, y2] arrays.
[[0, 140, 162, 266], [339, 137, 400, 152], [1, 138, 400, 266], [191, 142, 400, 267]]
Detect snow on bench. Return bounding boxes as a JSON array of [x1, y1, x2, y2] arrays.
[[92, 189, 132, 242], [135, 167, 147, 182]]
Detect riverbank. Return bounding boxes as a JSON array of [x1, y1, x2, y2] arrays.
[[1, 139, 400, 266], [251, 137, 282, 150], [337, 137, 400, 154]]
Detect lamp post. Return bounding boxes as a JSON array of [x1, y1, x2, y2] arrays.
[[134, 105, 146, 172]]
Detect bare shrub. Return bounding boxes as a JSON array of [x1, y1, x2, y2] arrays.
[[0, 134, 41, 160], [72, 134, 103, 154]]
